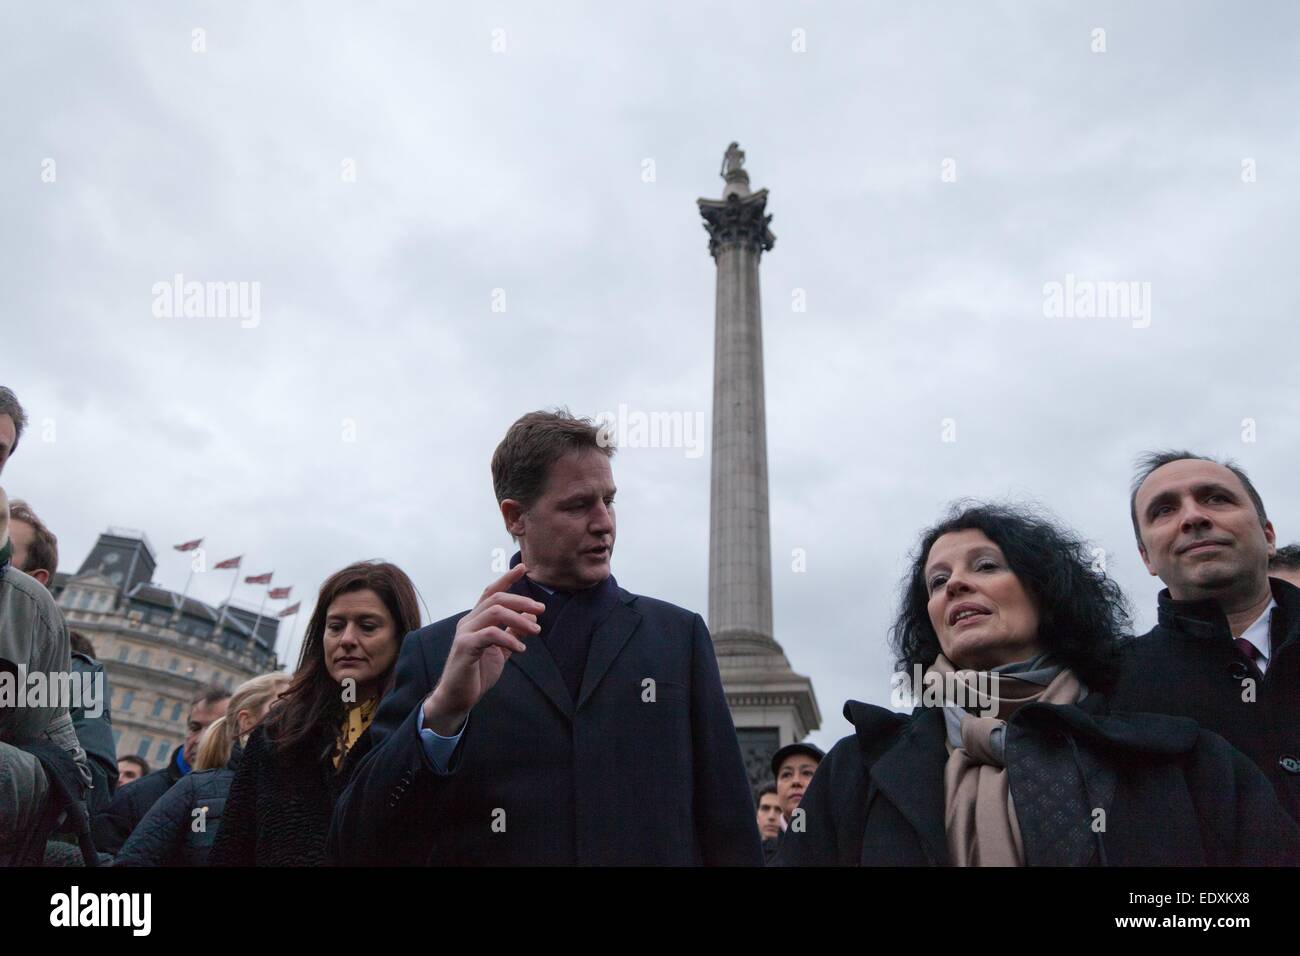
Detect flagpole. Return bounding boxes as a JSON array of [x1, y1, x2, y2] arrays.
[[215, 565, 239, 636], [251, 580, 271, 648], [172, 564, 196, 624]]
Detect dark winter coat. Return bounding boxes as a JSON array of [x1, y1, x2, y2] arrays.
[[91, 745, 184, 858], [328, 588, 761, 866], [1109, 577, 1300, 821], [113, 743, 242, 867], [69, 651, 118, 816], [209, 722, 372, 866], [775, 695, 1300, 867]]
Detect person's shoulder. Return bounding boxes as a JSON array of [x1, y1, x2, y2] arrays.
[[1, 565, 62, 622], [130, 766, 178, 807], [616, 590, 699, 624]]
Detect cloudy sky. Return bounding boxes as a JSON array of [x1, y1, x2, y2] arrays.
[[4, 1, 1298, 749]]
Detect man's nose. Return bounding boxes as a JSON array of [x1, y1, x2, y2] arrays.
[[1178, 500, 1213, 533], [590, 502, 614, 533]]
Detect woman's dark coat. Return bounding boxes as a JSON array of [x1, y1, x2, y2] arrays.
[[208, 722, 372, 866], [113, 743, 242, 867], [776, 694, 1300, 866]]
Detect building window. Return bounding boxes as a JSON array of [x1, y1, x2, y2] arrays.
[[76, 590, 93, 610], [170, 702, 182, 722], [168, 657, 179, 672], [97, 592, 113, 611], [117, 647, 129, 662], [152, 698, 165, 717], [135, 650, 149, 666], [155, 740, 171, 762], [138, 736, 153, 757], [121, 691, 134, 711]]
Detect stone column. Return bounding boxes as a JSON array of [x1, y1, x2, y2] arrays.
[[698, 145, 820, 785]]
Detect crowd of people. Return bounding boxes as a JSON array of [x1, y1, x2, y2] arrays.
[[2, 383, 1299, 866]]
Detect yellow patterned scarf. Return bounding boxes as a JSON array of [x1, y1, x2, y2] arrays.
[[333, 696, 379, 769]]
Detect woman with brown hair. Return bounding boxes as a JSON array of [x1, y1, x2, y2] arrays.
[[210, 560, 421, 866]]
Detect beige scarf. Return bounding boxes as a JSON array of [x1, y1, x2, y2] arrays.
[[930, 655, 1082, 867]]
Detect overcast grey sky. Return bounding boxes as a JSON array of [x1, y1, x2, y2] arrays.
[[4, 1, 1298, 748]]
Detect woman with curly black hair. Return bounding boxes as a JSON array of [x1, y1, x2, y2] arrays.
[[778, 502, 1300, 867]]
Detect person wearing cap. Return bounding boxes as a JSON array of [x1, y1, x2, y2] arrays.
[[772, 741, 824, 828]]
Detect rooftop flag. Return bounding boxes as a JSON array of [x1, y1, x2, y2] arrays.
[[213, 555, 242, 570], [278, 602, 301, 618], [173, 538, 204, 552], [244, 571, 273, 585]]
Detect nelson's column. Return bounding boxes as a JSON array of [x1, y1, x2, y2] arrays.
[[698, 143, 820, 786]]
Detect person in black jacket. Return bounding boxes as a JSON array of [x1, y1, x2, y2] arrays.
[[1111, 450, 1300, 821], [91, 685, 229, 858], [778, 503, 1300, 867], [209, 561, 420, 866], [114, 672, 289, 866], [329, 410, 761, 866]]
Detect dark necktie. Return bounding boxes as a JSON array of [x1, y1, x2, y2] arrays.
[[1234, 638, 1264, 682]]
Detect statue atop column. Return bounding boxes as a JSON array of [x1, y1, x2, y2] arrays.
[[720, 142, 746, 178]]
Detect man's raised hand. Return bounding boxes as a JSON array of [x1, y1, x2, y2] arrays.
[[422, 563, 545, 735]]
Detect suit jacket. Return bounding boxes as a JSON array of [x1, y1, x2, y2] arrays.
[[1109, 577, 1300, 821], [328, 585, 761, 865], [776, 697, 1300, 866]]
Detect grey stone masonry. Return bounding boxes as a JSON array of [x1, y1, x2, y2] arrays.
[[698, 147, 820, 759]]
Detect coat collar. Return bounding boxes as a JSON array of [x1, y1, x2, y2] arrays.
[[846, 693, 1202, 865], [849, 702, 951, 865], [1156, 577, 1300, 647]]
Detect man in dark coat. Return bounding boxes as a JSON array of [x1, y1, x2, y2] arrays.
[[329, 409, 760, 866], [1111, 451, 1300, 821], [776, 697, 1300, 866], [91, 686, 228, 857]]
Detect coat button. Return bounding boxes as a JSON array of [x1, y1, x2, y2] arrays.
[[1228, 661, 1249, 680], [1280, 757, 1300, 774]]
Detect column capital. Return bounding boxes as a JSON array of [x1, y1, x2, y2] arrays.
[[697, 189, 776, 260]]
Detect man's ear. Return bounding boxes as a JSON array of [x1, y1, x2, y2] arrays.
[[1264, 520, 1277, 556], [30, 568, 49, 586], [500, 499, 527, 540]]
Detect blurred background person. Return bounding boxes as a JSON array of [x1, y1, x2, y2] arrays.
[[1269, 543, 1300, 589], [114, 672, 290, 867], [755, 782, 783, 863], [211, 560, 420, 865], [92, 685, 229, 858], [772, 741, 823, 830], [7, 497, 120, 818], [779, 503, 1300, 867], [116, 755, 149, 787]]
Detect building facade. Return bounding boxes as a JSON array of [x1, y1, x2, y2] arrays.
[[52, 528, 281, 769]]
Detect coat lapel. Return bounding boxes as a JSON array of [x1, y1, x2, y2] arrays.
[[504, 575, 575, 721], [868, 707, 952, 865], [509, 635, 576, 721], [576, 591, 642, 711]]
